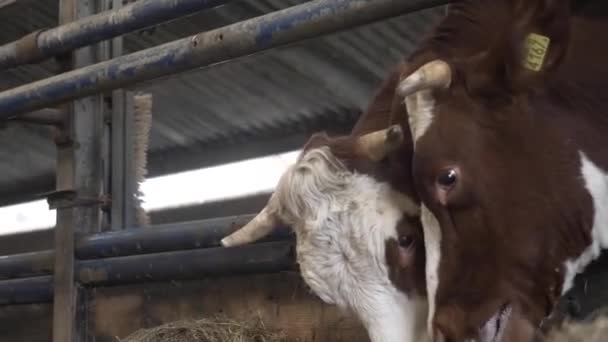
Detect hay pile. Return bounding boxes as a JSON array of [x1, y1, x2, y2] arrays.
[[120, 316, 296, 342]]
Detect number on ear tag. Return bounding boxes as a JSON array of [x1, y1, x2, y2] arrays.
[[523, 33, 551, 72]]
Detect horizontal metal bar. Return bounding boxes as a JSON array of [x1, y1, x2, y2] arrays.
[[0, 276, 53, 305], [8, 108, 66, 125], [0, 251, 55, 280], [0, 0, 232, 69], [77, 240, 295, 286], [0, 241, 294, 304], [0, 215, 293, 279], [76, 214, 292, 259], [0, 0, 450, 119]]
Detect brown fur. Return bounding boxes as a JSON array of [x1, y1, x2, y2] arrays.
[[397, 0, 608, 340]]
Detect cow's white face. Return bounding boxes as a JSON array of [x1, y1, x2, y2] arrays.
[[222, 127, 428, 342], [271, 147, 427, 342]]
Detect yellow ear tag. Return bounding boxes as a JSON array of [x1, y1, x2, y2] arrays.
[[522, 32, 551, 72]]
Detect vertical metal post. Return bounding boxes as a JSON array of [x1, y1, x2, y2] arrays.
[[107, 0, 136, 230], [110, 90, 136, 230], [52, 0, 105, 341]]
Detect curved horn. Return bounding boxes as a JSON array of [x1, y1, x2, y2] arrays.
[[355, 124, 404, 161], [398, 60, 452, 96], [221, 194, 279, 247]]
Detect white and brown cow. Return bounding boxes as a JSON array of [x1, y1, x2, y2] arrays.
[[222, 71, 429, 342], [395, 0, 608, 341]]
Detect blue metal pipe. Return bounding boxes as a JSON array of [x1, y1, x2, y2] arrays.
[[0, 0, 450, 119], [0, 214, 293, 280], [77, 240, 295, 286], [0, 250, 54, 280], [0, 241, 294, 304], [0, 276, 53, 305], [76, 214, 292, 259], [0, 0, 232, 69]]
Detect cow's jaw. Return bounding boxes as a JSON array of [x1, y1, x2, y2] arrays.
[[362, 291, 427, 342], [301, 256, 427, 342]]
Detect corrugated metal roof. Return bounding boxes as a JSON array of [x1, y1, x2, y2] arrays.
[[0, 0, 444, 205]]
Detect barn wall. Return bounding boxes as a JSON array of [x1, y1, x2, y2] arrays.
[[0, 272, 368, 341], [90, 271, 369, 342]]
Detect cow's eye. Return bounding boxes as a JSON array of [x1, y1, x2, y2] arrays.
[[437, 168, 457, 188], [398, 235, 414, 248]]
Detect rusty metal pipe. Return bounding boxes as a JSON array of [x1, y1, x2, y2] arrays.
[[0, 0, 450, 119], [0, 0, 232, 70]]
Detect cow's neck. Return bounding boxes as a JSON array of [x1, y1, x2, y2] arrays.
[[561, 152, 608, 293], [535, 97, 608, 295]]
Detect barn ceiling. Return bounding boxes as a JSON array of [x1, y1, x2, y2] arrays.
[[0, 0, 443, 206]]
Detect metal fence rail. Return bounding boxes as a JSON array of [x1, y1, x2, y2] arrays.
[[0, 241, 295, 305], [0, 0, 232, 69], [0, 276, 54, 305], [0, 215, 293, 280], [0, 0, 450, 119], [77, 214, 291, 259]]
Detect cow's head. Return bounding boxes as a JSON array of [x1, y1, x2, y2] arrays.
[[397, 1, 594, 341], [221, 72, 428, 342]]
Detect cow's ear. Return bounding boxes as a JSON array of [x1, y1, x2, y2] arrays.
[[462, 0, 571, 97], [510, 0, 571, 86]]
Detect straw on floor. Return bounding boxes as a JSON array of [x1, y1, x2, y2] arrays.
[[119, 315, 297, 342]]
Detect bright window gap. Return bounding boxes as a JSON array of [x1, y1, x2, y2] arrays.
[[0, 150, 300, 235]]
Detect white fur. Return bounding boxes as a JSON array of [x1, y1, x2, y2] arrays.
[[273, 147, 426, 342], [404, 90, 436, 143], [420, 204, 442, 335], [562, 152, 608, 293], [403, 84, 439, 335]]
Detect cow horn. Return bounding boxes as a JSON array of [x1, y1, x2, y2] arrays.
[[398, 60, 452, 96], [355, 124, 404, 161], [221, 194, 280, 247]]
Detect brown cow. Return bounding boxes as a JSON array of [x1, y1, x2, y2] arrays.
[[224, 0, 608, 340], [396, 0, 608, 341], [221, 70, 429, 342]]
